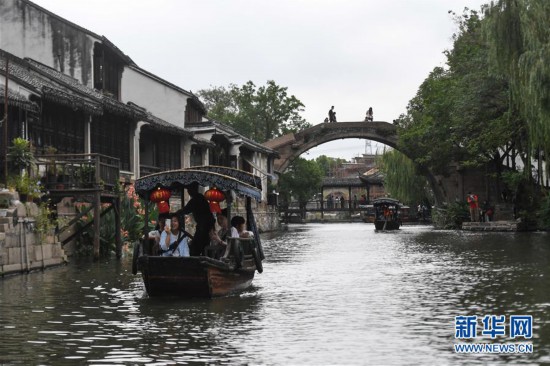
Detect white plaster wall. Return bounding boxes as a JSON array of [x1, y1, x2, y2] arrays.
[[0, 0, 98, 87], [1, 0, 54, 66], [121, 67, 189, 127]]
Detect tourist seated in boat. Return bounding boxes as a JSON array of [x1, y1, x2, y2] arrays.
[[230, 215, 253, 238], [149, 212, 170, 255], [383, 206, 393, 220], [159, 214, 190, 257], [208, 209, 230, 259]]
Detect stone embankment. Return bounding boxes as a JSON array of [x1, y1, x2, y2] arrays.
[[0, 190, 67, 277], [461, 221, 520, 232]]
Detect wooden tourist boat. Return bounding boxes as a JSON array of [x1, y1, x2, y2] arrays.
[[132, 166, 265, 298], [372, 198, 402, 230]]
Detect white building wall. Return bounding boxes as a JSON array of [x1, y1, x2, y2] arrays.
[[0, 0, 98, 87], [121, 67, 189, 127]]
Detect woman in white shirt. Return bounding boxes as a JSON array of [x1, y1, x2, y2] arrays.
[[229, 216, 247, 238], [159, 215, 190, 257]]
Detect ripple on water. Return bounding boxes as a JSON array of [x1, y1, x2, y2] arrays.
[[0, 224, 548, 364]]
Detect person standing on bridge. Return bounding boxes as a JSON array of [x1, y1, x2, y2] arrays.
[[365, 107, 374, 122], [328, 106, 336, 123]]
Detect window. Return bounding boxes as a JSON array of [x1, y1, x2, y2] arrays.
[[28, 103, 85, 153], [91, 114, 130, 170], [140, 127, 181, 170], [190, 146, 202, 167], [93, 43, 122, 99]]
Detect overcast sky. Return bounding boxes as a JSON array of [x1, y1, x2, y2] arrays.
[[36, 0, 488, 161]]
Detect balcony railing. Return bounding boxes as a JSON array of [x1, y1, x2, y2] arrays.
[[36, 153, 120, 193], [139, 164, 163, 178]]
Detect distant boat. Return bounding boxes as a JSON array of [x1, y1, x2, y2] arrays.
[[132, 166, 264, 298], [372, 198, 402, 230]]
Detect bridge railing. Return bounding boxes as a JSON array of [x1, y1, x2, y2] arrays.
[[282, 199, 371, 211]]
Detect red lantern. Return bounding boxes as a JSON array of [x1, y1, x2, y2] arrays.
[[150, 187, 171, 203], [157, 201, 170, 214], [204, 187, 225, 202], [209, 201, 222, 214], [205, 187, 225, 213]]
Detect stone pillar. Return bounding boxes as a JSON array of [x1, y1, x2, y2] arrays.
[[203, 147, 209, 166], [182, 137, 191, 169], [132, 121, 147, 179], [230, 144, 241, 169], [84, 115, 92, 154]]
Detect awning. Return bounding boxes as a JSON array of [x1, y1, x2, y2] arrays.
[[135, 167, 262, 201]]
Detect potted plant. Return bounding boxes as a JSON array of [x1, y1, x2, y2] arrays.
[[8, 174, 42, 202], [75, 164, 96, 188], [7, 137, 34, 174]]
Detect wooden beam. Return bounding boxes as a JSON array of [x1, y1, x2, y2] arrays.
[[93, 191, 101, 260], [61, 205, 113, 245], [114, 196, 122, 259]]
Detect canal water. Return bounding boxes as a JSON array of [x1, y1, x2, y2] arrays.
[[0, 224, 549, 365]]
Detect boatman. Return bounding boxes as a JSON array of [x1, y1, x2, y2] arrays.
[[176, 182, 216, 256]]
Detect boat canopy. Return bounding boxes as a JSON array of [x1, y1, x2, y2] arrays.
[[135, 166, 262, 201], [372, 198, 402, 207]]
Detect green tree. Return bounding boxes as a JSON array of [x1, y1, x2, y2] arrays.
[[397, 9, 515, 177], [314, 155, 347, 177], [484, 0, 550, 182], [278, 158, 323, 217], [377, 149, 431, 206], [196, 85, 238, 124], [197, 80, 311, 142]]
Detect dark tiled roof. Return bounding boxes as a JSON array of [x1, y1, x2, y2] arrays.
[[0, 83, 39, 113], [27, 59, 145, 119], [0, 52, 148, 119], [360, 168, 384, 184], [42, 86, 102, 115], [26, 59, 104, 99], [191, 136, 216, 147], [145, 113, 193, 137], [187, 120, 279, 156], [0, 54, 103, 116]]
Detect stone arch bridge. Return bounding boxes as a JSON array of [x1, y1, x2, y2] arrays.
[[263, 122, 398, 172], [263, 121, 493, 206]]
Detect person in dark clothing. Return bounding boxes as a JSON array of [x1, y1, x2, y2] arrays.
[[328, 106, 336, 123], [176, 182, 215, 256], [366, 107, 373, 121]]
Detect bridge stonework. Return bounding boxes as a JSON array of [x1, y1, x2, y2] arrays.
[[263, 122, 501, 207], [264, 122, 398, 172]]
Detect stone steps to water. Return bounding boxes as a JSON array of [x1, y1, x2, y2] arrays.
[[462, 220, 519, 231]]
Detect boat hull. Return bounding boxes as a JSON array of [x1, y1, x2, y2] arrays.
[[138, 256, 255, 298], [374, 220, 401, 230]]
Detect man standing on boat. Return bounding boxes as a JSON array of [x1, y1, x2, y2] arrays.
[[177, 182, 216, 256]]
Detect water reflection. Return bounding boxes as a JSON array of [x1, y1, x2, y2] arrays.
[[0, 224, 548, 364]]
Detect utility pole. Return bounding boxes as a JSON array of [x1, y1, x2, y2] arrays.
[[3, 55, 9, 186]]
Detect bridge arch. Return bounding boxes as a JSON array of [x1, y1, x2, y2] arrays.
[[263, 121, 398, 172], [263, 121, 446, 204]]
